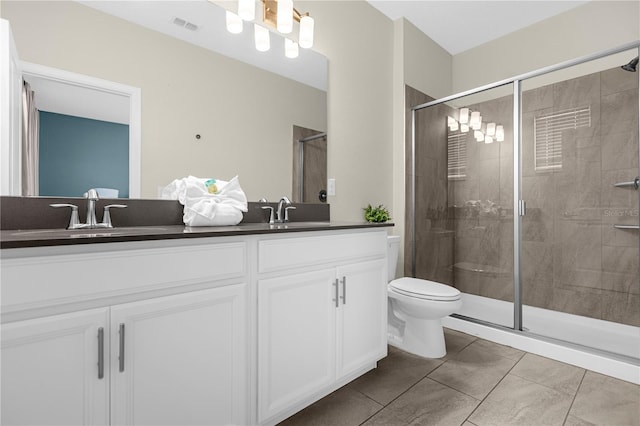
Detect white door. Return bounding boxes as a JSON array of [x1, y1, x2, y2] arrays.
[[110, 285, 247, 426], [0, 18, 22, 196], [1, 308, 110, 426], [257, 269, 336, 423], [336, 259, 387, 379]]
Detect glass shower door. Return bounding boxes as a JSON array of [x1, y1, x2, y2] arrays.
[[412, 83, 515, 328], [520, 48, 640, 359]]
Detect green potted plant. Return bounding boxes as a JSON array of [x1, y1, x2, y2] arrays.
[[364, 204, 391, 223]]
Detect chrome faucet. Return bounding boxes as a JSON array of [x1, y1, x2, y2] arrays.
[[50, 189, 127, 229], [276, 196, 296, 223]]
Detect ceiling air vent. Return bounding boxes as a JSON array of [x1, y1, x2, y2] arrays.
[[172, 17, 199, 31]]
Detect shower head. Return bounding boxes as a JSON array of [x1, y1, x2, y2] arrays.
[[621, 56, 638, 72]]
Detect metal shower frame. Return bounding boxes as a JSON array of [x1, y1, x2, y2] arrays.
[[410, 40, 640, 333]]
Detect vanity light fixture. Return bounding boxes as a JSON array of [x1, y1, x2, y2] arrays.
[[238, 0, 256, 21], [460, 123, 470, 133], [226, 0, 315, 56], [495, 125, 505, 142], [486, 122, 496, 137]]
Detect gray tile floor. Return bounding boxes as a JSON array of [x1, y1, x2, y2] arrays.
[[278, 329, 640, 426]]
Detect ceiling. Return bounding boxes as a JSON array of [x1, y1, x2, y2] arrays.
[[367, 0, 590, 55]]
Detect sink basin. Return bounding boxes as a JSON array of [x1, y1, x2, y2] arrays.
[[10, 227, 170, 238]]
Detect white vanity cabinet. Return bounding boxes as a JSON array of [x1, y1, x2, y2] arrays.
[[256, 231, 388, 424], [1, 308, 110, 425], [1, 239, 249, 426]]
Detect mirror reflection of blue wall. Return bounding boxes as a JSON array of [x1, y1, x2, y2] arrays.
[[39, 111, 129, 198]]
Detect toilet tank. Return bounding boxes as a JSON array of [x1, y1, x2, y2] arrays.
[[387, 235, 400, 281]]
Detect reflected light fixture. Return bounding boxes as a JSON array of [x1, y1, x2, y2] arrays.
[[254, 24, 270, 51], [459, 108, 470, 124], [285, 38, 299, 58], [447, 108, 504, 145], [226, 10, 243, 34], [469, 111, 482, 130]]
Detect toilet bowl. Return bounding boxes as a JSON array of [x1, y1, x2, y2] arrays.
[[387, 236, 462, 358]]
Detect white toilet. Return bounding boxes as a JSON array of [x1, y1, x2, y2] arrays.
[[387, 235, 462, 358]]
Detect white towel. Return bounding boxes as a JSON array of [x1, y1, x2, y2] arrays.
[[161, 175, 248, 226]]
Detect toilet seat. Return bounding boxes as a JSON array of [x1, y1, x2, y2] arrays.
[[389, 277, 461, 302]]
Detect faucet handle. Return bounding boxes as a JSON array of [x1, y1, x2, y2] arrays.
[[50, 204, 80, 229], [85, 189, 99, 200], [261, 206, 275, 224], [102, 204, 127, 228], [284, 205, 297, 223]]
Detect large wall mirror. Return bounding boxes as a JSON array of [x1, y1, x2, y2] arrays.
[[0, 0, 327, 201]]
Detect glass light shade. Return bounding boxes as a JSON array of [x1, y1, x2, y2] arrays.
[[238, 0, 255, 21], [459, 108, 469, 124], [486, 122, 496, 136], [485, 135, 494, 144], [470, 111, 481, 129], [277, 0, 293, 34], [226, 11, 243, 34], [460, 123, 469, 133], [299, 15, 314, 48], [285, 38, 299, 58], [474, 130, 484, 142], [496, 125, 505, 142], [449, 121, 459, 131], [254, 24, 270, 52]]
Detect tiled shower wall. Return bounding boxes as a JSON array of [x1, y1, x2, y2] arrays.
[[521, 67, 639, 326], [407, 64, 639, 327]]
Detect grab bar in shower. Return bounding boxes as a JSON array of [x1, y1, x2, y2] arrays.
[[613, 224, 640, 230], [613, 177, 639, 190]]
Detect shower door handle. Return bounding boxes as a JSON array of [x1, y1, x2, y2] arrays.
[[613, 177, 639, 190]]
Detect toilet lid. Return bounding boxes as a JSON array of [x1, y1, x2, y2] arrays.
[[389, 277, 461, 301]]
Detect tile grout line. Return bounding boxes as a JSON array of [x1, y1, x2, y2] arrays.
[[561, 369, 588, 426], [357, 359, 446, 426], [459, 350, 527, 424]]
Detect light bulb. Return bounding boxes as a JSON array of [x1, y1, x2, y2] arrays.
[[226, 11, 243, 34], [299, 15, 314, 48], [277, 0, 293, 34], [238, 0, 255, 21], [254, 24, 270, 52], [470, 111, 482, 130], [496, 125, 504, 142], [486, 122, 496, 136], [285, 38, 299, 58], [459, 108, 469, 124]]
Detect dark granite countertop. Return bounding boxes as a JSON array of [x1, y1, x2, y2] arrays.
[[0, 221, 394, 249]]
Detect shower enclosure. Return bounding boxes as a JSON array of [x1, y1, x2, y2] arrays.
[[408, 42, 640, 370]]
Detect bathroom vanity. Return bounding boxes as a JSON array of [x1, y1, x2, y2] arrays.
[[0, 218, 391, 425]]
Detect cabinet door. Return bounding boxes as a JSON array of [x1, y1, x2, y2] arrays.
[[336, 259, 387, 379], [1, 308, 110, 426], [110, 284, 247, 426], [258, 269, 336, 423]]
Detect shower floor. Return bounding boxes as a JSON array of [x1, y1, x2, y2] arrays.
[[443, 293, 640, 384]]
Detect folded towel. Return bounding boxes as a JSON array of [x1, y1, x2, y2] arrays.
[[161, 175, 248, 226]]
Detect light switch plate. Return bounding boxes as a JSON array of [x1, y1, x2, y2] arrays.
[[327, 178, 336, 196]]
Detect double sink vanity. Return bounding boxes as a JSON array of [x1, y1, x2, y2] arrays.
[[0, 196, 392, 426]]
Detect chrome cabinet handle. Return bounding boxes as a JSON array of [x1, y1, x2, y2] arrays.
[[333, 279, 339, 308], [118, 323, 125, 373], [97, 327, 104, 379], [340, 276, 347, 305]]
